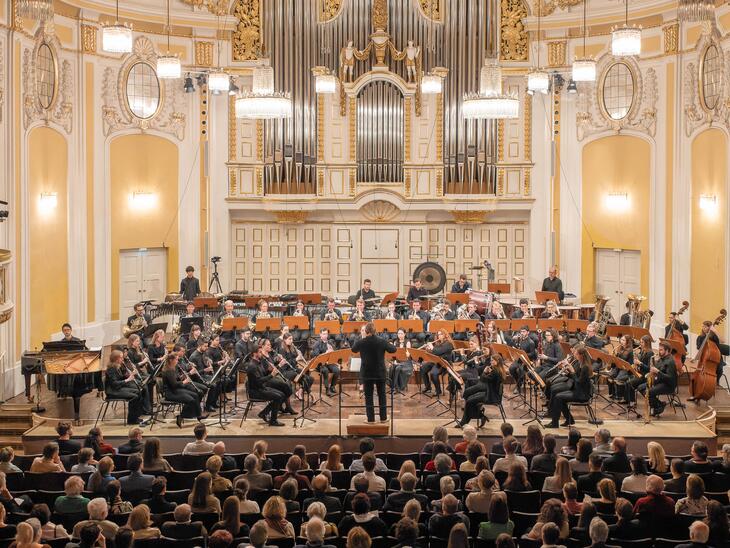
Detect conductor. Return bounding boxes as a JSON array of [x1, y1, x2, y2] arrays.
[[352, 322, 397, 423]]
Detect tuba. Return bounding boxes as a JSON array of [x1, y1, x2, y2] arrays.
[[123, 315, 147, 337], [627, 294, 653, 328], [457, 304, 469, 320], [593, 295, 613, 336]]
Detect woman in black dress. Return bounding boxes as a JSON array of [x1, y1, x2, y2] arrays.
[[161, 354, 207, 426], [458, 354, 506, 428]]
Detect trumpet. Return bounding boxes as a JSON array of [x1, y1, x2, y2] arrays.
[[323, 310, 340, 322]]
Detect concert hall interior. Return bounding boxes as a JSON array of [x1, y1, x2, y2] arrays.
[[1, 0, 730, 546]]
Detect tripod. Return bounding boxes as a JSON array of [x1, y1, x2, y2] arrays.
[[209, 260, 223, 293]]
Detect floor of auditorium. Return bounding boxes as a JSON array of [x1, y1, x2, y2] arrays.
[[15, 379, 726, 455]]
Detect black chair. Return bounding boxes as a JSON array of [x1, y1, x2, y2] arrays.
[[511, 511, 539, 537], [46, 538, 71, 548], [239, 381, 270, 426], [526, 471, 549, 492], [35, 490, 66, 508], [4, 472, 24, 491], [266, 538, 295, 548], [427, 537, 448, 548], [370, 537, 397, 548], [166, 489, 192, 505], [385, 453, 419, 470], [180, 454, 211, 471], [108, 512, 131, 526], [168, 471, 201, 491], [150, 381, 185, 430], [465, 512, 488, 538], [152, 511, 176, 527], [517, 537, 541, 548], [612, 540, 653, 548], [95, 385, 129, 426], [479, 383, 508, 423], [706, 490, 730, 504], [504, 490, 541, 513], [111, 453, 131, 470], [24, 472, 67, 491], [660, 383, 687, 420], [6, 512, 31, 525], [168, 537, 206, 548], [191, 511, 220, 532], [13, 454, 41, 471], [240, 513, 263, 528], [134, 538, 171, 548], [53, 511, 90, 531], [654, 539, 692, 548], [125, 489, 152, 506]]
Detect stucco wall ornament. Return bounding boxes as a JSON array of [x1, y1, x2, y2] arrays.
[[575, 54, 657, 141], [101, 37, 186, 140]]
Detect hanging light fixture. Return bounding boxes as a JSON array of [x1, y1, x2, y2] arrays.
[[421, 0, 443, 95], [572, 0, 596, 82], [16, 0, 54, 23], [678, 0, 715, 22], [527, 1, 549, 94], [157, 0, 181, 79], [463, 58, 519, 119], [101, 0, 132, 53], [208, 16, 229, 93], [611, 0, 641, 57], [235, 64, 292, 119]]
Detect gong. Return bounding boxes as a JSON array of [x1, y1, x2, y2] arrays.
[[413, 261, 446, 295]]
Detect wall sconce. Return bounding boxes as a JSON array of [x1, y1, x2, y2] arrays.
[[39, 192, 58, 213], [605, 192, 629, 211], [699, 194, 718, 213], [130, 191, 156, 210]]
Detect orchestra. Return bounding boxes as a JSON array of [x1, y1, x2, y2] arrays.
[[387, 329, 412, 393], [419, 329, 455, 397], [104, 349, 151, 425], [161, 352, 208, 426]]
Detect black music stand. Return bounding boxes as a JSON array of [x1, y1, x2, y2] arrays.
[[207, 361, 232, 428], [142, 323, 168, 346], [180, 317, 203, 339]]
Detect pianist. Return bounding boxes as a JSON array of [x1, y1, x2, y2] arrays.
[[61, 323, 82, 343]]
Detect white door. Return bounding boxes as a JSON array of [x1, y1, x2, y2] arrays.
[[119, 248, 167, 320], [595, 248, 641, 309]]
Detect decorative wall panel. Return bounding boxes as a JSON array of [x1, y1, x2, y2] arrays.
[[230, 222, 527, 296]]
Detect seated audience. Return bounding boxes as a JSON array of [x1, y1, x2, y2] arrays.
[[477, 492, 513, 540], [30, 503, 69, 541], [275, 456, 311, 490], [66, 522, 101, 548], [119, 454, 154, 494], [293, 445, 310, 470], [569, 439, 593, 475], [428, 493, 469, 539], [430, 475, 460, 513], [211, 496, 250, 538], [83, 427, 115, 458], [0, 447, 21, 475], [421, 426, 454, 456], [70, 448, 96, 474], [213, 441, 236, 471], [350, 453, 386, 492], [244, 519, 273, 548], [454, 425, 485, 455], [295, 517, 336, 548], [279, 478, 301, 514], [0, 504, 16, 540], [126, 504, 160, 539], [593, 429, 612, 455], [319, 444, 344, 471], [235, 454, 273, 492], [703, 499, 729, 547], [142, 437, 173, 473], [465, 456, 490, 491], [577, 453, 613, 495], [465, 470, 496, 513], [684, 441, 713, 474], [460, 440, 485, 472], [647, 441, 669, 474], [349, 438, 387, 472], [188, 471, 221, 514], [114, 527, 134, 548], [540, 522, 562, 548], [182, 423, 215, 455], [140, 476, 176, 514], [560, 427, 581, 457], [389, 460, 419, 491], [303, 474, 342, 513], [390, 499, 425, 539], [491, 423, 521, 455], [570, 501, 597, 544], [423, 442, 456, 472], [676, 474, 709, 516], [676, 521, 711, 548], [117, 428, 144, 455], [447, 522, 469, 548], [301, 501, 338, 539], [392, 517, 419, 548], [344, 475, 382, 512], [54, 476, 89, 514], [493, 436, 527, 474], [0, 471, 32, 513], [424, 453, 460, 492], [593, 478, 617, 514], [338, 493, 387, 538], [543, 457, 572, 493], [601, 437, 631, 473], [30, 443, 65, 473], [346, 527, 371, 548], [633, 475, 675, 522], [55, 422, 81, 456], [252, 440, 273, 471], [233, 478, 260, 514], [86, 457, 114, 494], [531, 434, 557, 474], [209, 530, 233, 548], [713, 443, 730, 474], [621, 456, 650, 493], [206, 455, 232, 493], [13, 520, 46, 548], [561, 482, 582, 516], [522, 424, 544, 458], [107, 480, 133, 515], [502, 461, 532, 492], [664, 458, 688, 493], [160, 504, 207, 539], [608, 498, 646, 541], [587, 517, 618, 548], [72, 497, 119, 539], [526, 498, 569, 540], [262, 496, 295, 539]]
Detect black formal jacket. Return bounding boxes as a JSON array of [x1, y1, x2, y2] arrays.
[[302, 493, 342, 513], [451, 281, 471, 293], [382, 490, 429, 512], [542, 341, 564, 366], [407, 286, 428, 302], [654, 354, 678, 389], [601, 451, 631, 473], [56, 438, 82, 456], [117, 439, 144, 454], [180, 277, 201, 301], [541, 276, 564, 302], [246, 358, 275, 392], [352, 335, 397, 380], [105, 364, 132, 394], [608, 519, 647, 541]]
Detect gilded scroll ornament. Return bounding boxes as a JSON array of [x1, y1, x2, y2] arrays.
[[547, 41, 566, 67], [663, 24, 679, 55], [232, 0, 261, 61], [195, 41, 213, 67], [451, 211, 486, 224], [372, 0, 388, 31], [229, 170, 237, 196], [524, 94, 532, 162], [273, 211, 308, 224], [436, 170, 443, 197], [404, 97, 412, 162], [500, 0, 528, 62], [81, 25, 97, 53], [320, 0, 343, 22], [534, 0, 583, 17], [228, 95, 236, 161], [436, 94, 443, 161], [418, 0, 442, 22], [349, 169, 356, 197], [317, 95, 325, 162]]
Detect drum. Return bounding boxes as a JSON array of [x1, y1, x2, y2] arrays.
[[412, 262, 446, 295]]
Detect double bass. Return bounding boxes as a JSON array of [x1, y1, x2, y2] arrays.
[[689, 309, 727, 402], [667, 301, 689, 374]]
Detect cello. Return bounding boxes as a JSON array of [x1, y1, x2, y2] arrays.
[[689, 309, 727, 402], [667, 301, 689, 374]]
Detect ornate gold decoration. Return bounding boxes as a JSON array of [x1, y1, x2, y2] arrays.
[[435, 94, 443, 161], [256, 120, 263, 161], [317, 95, 325, 162], [497, 120, 504, 162], [195, 41, 213, 67], [524, 93, 532, 162], [417, 0, 442, 22], [547, 41, 566, 67], [81, 25, 97, 53], [339, 83, 347, 117], [273, 211, 308, 224], [524, 169, 531, 196], [404, 171, 411, 197], [360, 200, 400, 222], [500, 0, 528, 62], [372, 0, 388, 31], [0, 310, 12, 325], [232, 0, 261, 61], [349, 96, 356, 161], [436, 170, 443, 197], [320, 0, 343, 22], [451, 211, 486, 224], [228, 95, 236, 161], [255, 167, 263, 195], [663, 24, 679, 55], [181, 0, 228, 15], [317, 169, 324, 196], [404, 97, 412, 162], [497, 168, 505, 195], [534, 0, 583, 17], [12, 0, 24, 31], [229, 170, 237, 196], [349, 169, 356, 197]]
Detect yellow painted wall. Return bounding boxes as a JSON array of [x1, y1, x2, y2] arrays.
[[690, 129, 726, 332], [110, 134, 179, 320], [581, 136, 651, 303], [28, 127, 69, 350]]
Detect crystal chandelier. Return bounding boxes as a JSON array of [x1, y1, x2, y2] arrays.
[[678, 0, 715, 22], [157, 0, 181, 79], [235, 64, 292, 119], [463, 59, 519, 120], [101, 0, 132, 54], [611, 0, 641, 57], [421, 72, 443, 94], [16, 0, 54, 22], [527, 2, 549, 94], [572, 0, 596, 82]]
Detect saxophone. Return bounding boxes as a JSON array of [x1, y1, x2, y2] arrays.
[[123, 315, 147, 337]]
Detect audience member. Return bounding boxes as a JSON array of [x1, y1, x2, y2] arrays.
[[647, 441, 669, 474], [182, 424, 215, 455], [587, 517, 618, 548], [526, 498, 569, 540], [234, 478, 260, 514], [86, 457, 114, 494], [83, 427, 115, 458], [54, 476, 89, 515], [235, 454, 273, 492], [126, 504, 160, 539], [345, 527, 371, 548], [349, 439, 387, 472], [633, 475, 675, 521], [279, 478, 301, 513], [423, 442, 456, 472], [703, 499, 729, 547], [107, 480, 133, 515], [261, 497, 295, 539], [0, 448, 21, 475], [70, 448, 96, 474], [30, 503, 69, 541], [664, 458, 688, 493], [561, 482, 582, 516], [593, 429, 612, 455], [454, 425, 484, 455], [275, 456, 311, 490], [206, 455, 232, 493], [465, 470, 495, 513], [460, 441, 485, 472], [464, 456, 490, 491], [303, 474, 342, 513], [0, 471, 32, 513], [601, 437, 631, 473], [117, 428, 144, 455], [114, 527, 134, 548], [118, 454, 154, 494], [55, 422, 81, 456], [0, 504, 16, 540], [531, 434, 557, 474], [72, 498, 118, 539], [243, 520, 273, 548], [293, 445, 310, 470], [684, 441, 713, 474], [209, 530, 233, 548], [350, 453, 385, 492], [30, 443, 65, 473], [142, 437, 173, 473], [502, 461, 532, 492], [383, 472, 428, 513], [494, 533, 516, 548], [522, 425, 544, 458], [446, 522, 468, 548], [251, 440, 273, 471], [392, 517, 419, 548], [620, 456, 649, 493], [570, 502, 597, 545], [430, 475, 460, 513], [160, 504, 207, 539], [577, 453, 613, 494], [421, 426, 455, 456], [424, 453, 460, 491], [540, 522, 563, 548], [593, 479, 617, 514], [211, 496, 249, 537], [560, 428, 581, 457], [428, 494, 469, 539], [14, 519, 45, 548], [140, 476, 176, 514], [320, 444, 344, 471], [188, 472, 221, 514], [338, 493, 387, 538], [66, 523, 101, 548], [570, 439, 593, 475], [490, 423, 521, 455], [213, 442, 237, 471], [301, 501, 338, 539], [608, 498, 645, 541], [295, 517, 336, 548], [344, 475, 382, 512], [492, 436, 527, 474], [477, 492, 513, 540], [676, 521, 711, 548]]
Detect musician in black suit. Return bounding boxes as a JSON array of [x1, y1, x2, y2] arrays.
[[105, 349, 149, 425], [125, 303, 151, 338], [511, 299, 533, 319], [174, 344, 208, 396], [189, 338, 219, 412], [352, 322, 397, 423], [407, 278, 428, 302], [234, 328, 257, 360], [354, 279, 377, 304], [458, 354, 506, 428], [695, 320, 729, 384], [311, 328, 341, 397], [635, 341, 677, 417], [546, 345, 593, 428], [185, 324, 203, 357], [451, 274, 471, 293], [406, 299, 430, 344], [508, 326, 537, 391], [535, 329, 564, 381], [179, 266, 201, 302], [320, 298, 344, 347], [347, 299, 372, 347], [162, 353, 207, 427], [541, 266, 564, 302], [246, 339, 293, 427]]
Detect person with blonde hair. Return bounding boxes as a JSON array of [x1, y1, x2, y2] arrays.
[[86, 457, 114, 494], [447, 522, 469, 548], [206, 455, 232, 493], [13, 520, 45, 548], [466, 470, 495, 513], [676, 474, 709, 516], [647, 441, 669, 474], [54, 476, 89, 514], [593, 478, 617, 514], [70, 448, 97, 474], [126, 504, 160, 539], [320, 444, 344, 471], [454, 425, 483, 454], [233, 478, 260, 514], [262, 496, 295, 539], [542, 457, 571, 493], [0, 504, 16, 541], [300, 501, 338, 539], [346, 526, 371, 548]]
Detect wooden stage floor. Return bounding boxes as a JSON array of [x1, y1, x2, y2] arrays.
[[15, 380, 725, 455]]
